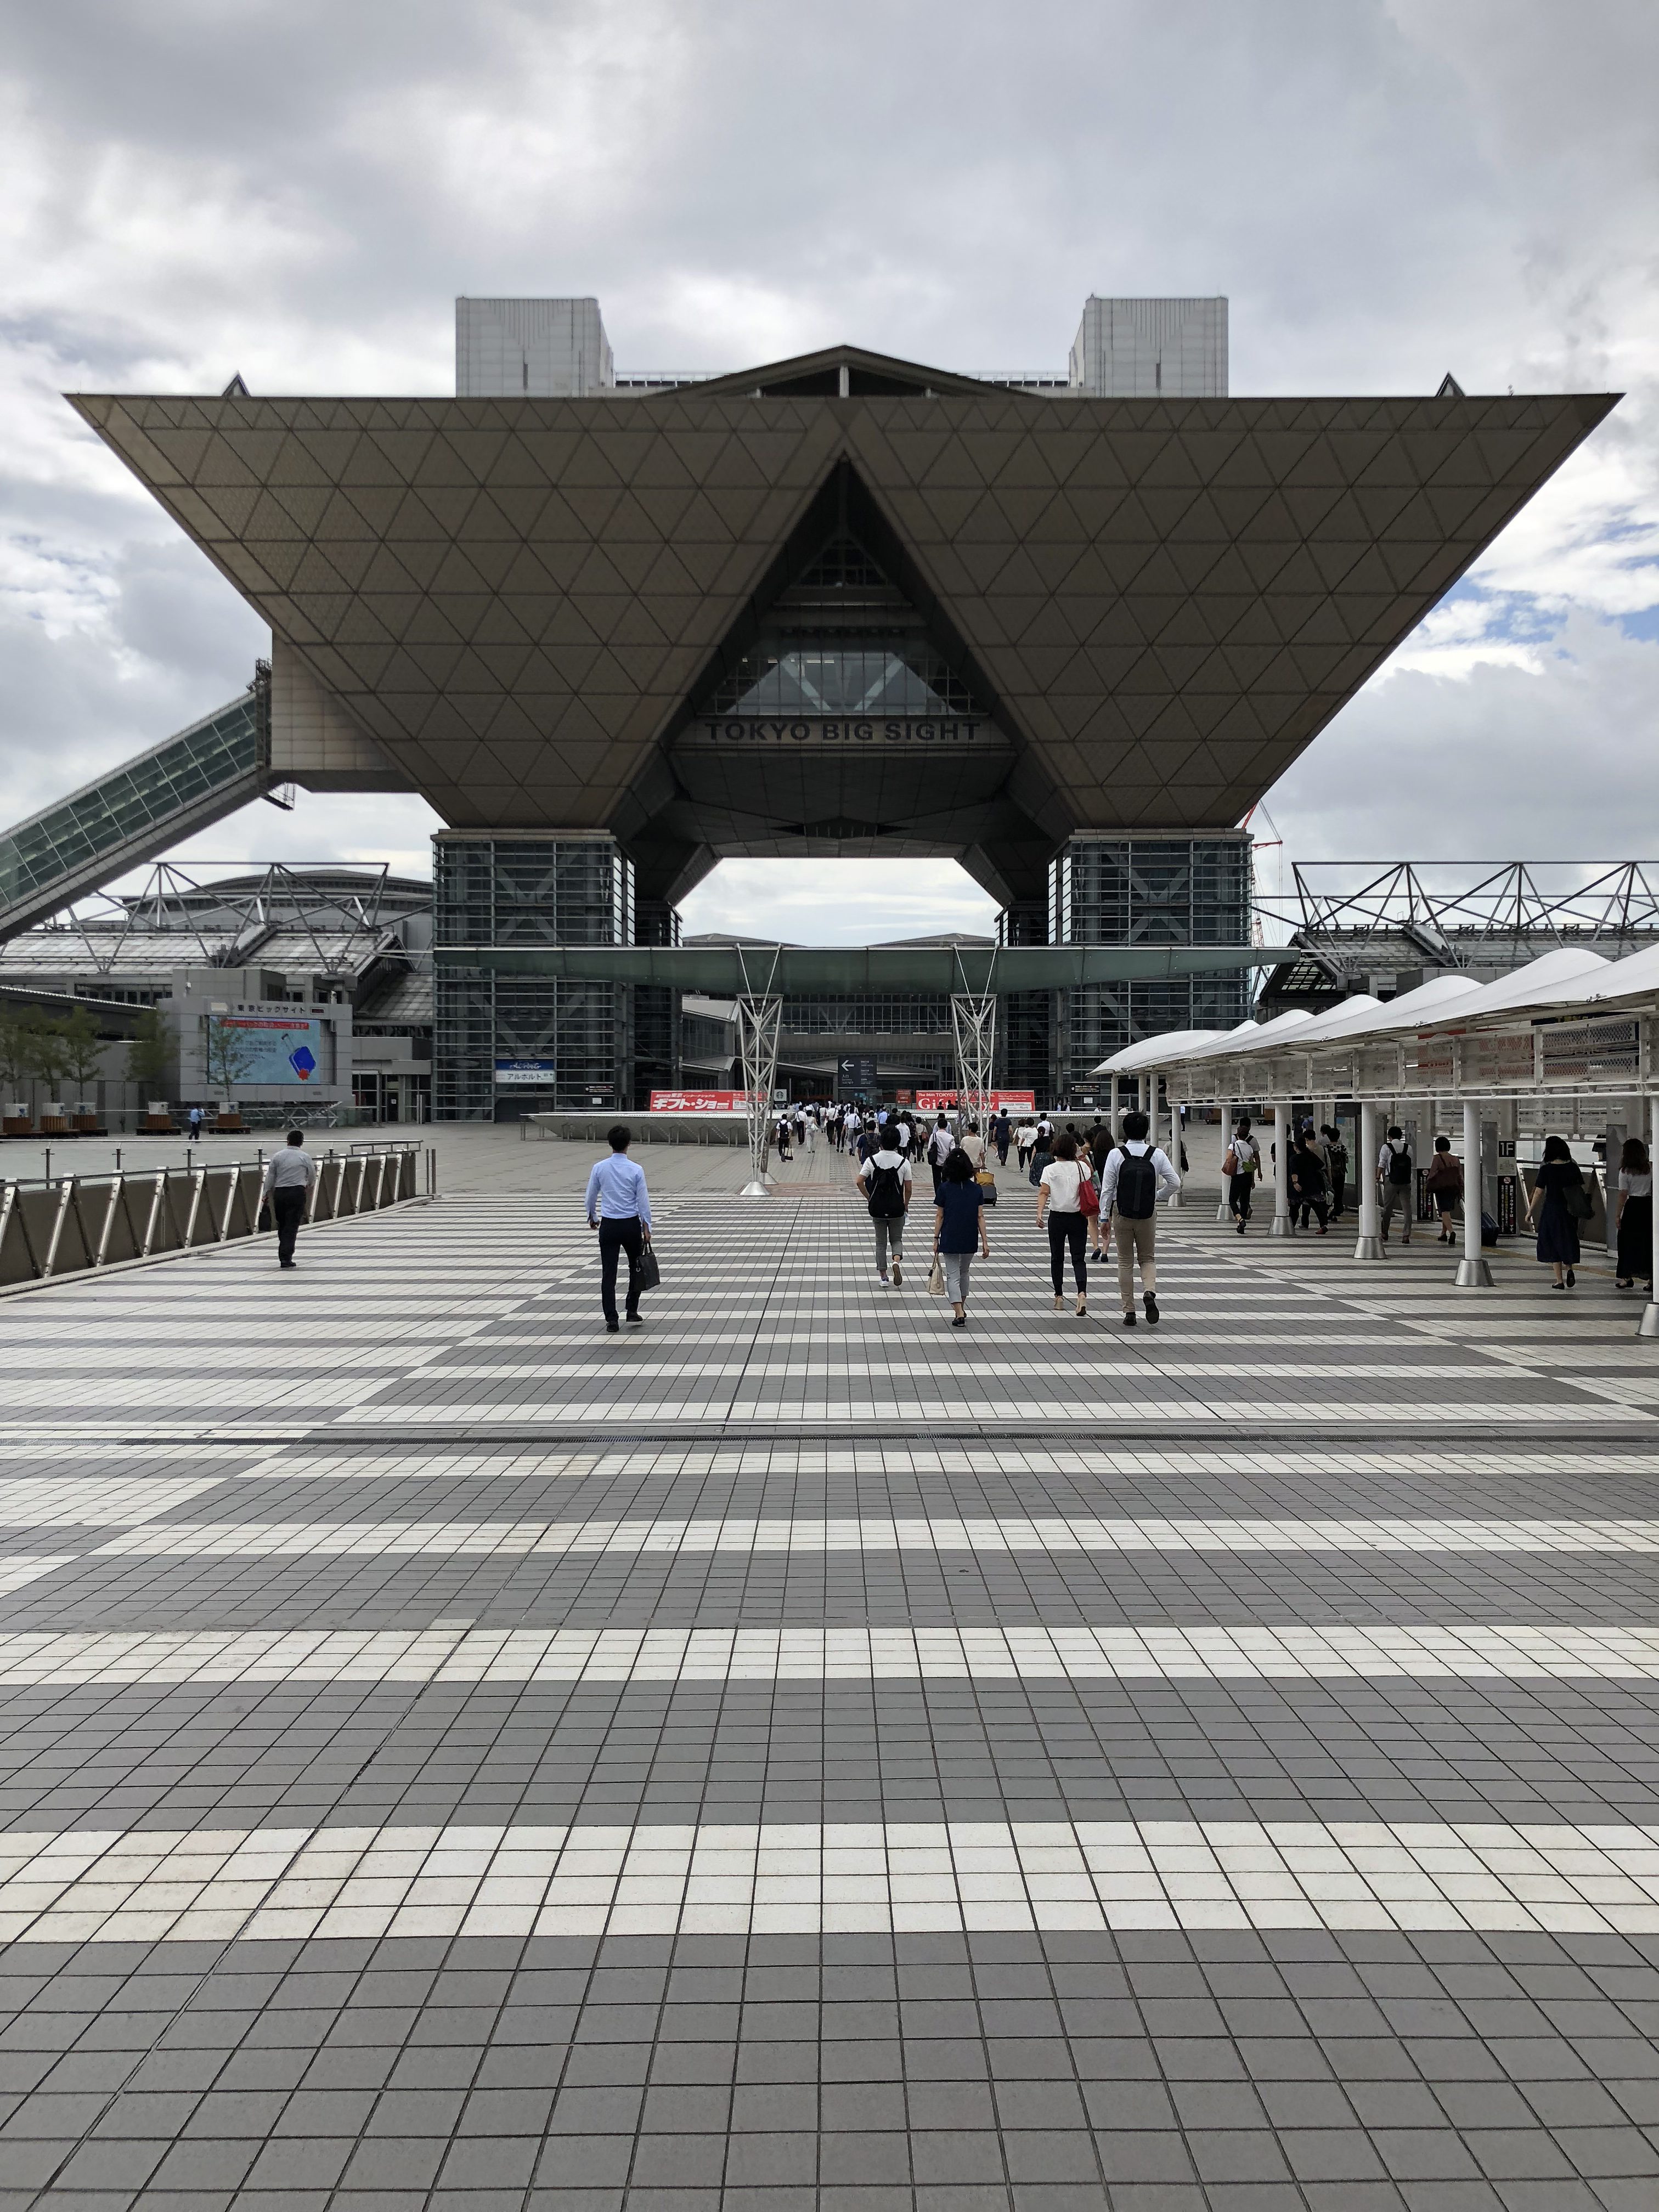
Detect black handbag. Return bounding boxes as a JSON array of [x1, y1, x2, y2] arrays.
[[257, 1198, 272, 1232], [635, 1240, 662, 1293]]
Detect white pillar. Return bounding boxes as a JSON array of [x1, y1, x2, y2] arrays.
[[1454, 1101, 1492, 1288], [1355, 1099, 1385, 1259], [1217, 1103, 1233, 1221], [1270, 1103, 1292, 1236], [1641, 1095, 1659, 1338], [1109, 1076, 1121, 1138], [1168, 1091, 1182, 1206]]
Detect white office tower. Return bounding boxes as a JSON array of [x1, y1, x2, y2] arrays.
[[1069, 297, 1228, 397], [456, 298, 615, 397]]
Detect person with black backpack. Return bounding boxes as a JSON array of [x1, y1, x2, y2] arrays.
[[855, 1127, 913, 1286], [1098, 1108, 1181, 1326], [1378, 1125, 1414, 1245]]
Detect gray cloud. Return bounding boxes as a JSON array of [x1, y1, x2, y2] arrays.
[[2, 0, 1656, 930]]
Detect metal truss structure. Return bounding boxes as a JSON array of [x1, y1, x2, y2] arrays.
[[733, 947, 784, 1196], [950, 951, 998, 1128], [12, 862, 399, 979], [1258, 862, 1659, 981]]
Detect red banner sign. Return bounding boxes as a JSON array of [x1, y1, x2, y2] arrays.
[[916, 1090, 1036, 1113], [648, 1090, 750, 1113]]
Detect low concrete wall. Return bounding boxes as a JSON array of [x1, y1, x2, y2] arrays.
[[525, 1114, 749, 1147]]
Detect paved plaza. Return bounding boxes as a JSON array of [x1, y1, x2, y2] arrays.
[[4, 1132, 1659, 2209]]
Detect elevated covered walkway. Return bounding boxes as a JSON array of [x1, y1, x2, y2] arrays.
[[0, 685, 273, 941]]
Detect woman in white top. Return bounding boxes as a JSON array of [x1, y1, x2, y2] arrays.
[[1616, 1136, 1654, 1290], [957, 1119, 988, 1171], [1035, 1131, 1094, 1316]]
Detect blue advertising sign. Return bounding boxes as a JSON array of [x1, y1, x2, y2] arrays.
[[218, 1016, 325, 1085]]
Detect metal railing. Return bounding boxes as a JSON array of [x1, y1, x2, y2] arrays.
[[0, 1142, 435, 1289]]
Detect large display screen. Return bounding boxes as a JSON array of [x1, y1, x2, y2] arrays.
[[216, 1015, 324, 1085]]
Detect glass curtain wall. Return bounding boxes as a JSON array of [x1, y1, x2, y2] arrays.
[[1052, 834, 1252, 1098], [434, 834, 632, 1118]]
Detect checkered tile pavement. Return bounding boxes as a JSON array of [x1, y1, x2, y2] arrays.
[[4, 1182, 1659, 2209]]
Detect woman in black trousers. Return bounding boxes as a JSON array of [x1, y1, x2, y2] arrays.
[[1036, 1131, 1092, 1316]]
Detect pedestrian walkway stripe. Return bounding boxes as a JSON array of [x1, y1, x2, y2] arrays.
[[3, 1813, 1659, 1946], [7, 1621, 1659, 1685], [83, 1512, 1659, 1559], [330, 1397, 1651, 1427], [0, 1479, 225, 1526]]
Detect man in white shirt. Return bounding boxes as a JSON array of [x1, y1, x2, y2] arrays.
[[1098, 1109, 1181, 1325], [259, 1128, 318, 1269], [855, 1134, 913, 1285], [585, 1125, 653, 1330]]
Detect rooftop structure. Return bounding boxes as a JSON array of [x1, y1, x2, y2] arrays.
[[67, 300, 1611, 912], [1256, 861, 1659, 1015], [5, 295, 1616, 1111]]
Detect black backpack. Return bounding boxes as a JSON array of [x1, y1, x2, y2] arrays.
[[1387, 1145, 1413, 1186], [866, 1160, 906, 1218], [1114, 1148, 1158, 1218]]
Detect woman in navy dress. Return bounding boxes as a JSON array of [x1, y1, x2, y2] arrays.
[[1525, 1134, 1585, 1290]]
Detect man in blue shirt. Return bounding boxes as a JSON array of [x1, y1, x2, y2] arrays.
[[584, 1125, 653, 1332]]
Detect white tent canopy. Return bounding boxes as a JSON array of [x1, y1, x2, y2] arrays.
[[1415, 946, 1610, 1032], [1094, 1027, 1238, 1077]]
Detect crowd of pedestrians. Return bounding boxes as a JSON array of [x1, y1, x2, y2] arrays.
[[571, 1097, 1645, 1329]]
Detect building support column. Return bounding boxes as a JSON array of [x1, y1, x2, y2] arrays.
[[1271, 1103, 1292, 1237], [1109, 1076, 1121, 1140], [1454, 1100, 1493, 1288], [1355, 1099, 1385, 1259]]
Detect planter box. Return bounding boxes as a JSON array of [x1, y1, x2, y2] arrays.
[[213, 1115, 246, 1133], [2, 1118, 31, 1138], [71, 1115, 100, 1133], [39, 1116, 69, 1135], [142, 1115, 174, 1133]]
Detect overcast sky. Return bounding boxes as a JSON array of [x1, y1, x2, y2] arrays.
[[2, 0, 1656, 940]]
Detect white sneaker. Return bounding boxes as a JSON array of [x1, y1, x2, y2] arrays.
[[878, 1272, 890, 1285]]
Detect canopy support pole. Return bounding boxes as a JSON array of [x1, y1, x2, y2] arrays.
[[1355, 1099, 1385, 1259], [1640, 1094, 1659, 1336], [1270, 1103, 1292, 1236], [1454, 1099, 1493, 1286], [1216, 1102, 1233, 1222]]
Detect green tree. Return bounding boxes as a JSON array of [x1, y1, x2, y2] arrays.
[[58, 1005, 105, 1104], [25, 1015, 71, 1108], [125, 1007, 173, 1101], [0, 1008, 29, 1103], [204, 1015, 258, 1101]]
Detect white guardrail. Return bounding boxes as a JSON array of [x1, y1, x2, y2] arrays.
[[0, 1143, 435, 1289]]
